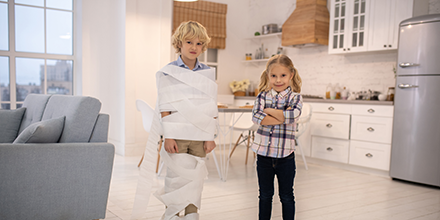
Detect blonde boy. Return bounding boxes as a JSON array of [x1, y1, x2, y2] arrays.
[[154, 21, 218, 220]]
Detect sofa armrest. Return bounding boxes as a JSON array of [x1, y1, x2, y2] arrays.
[[0, 143, 115, 220]]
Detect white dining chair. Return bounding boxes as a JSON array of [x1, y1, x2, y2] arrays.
[[229, 112, 259, 164], [136, 99, 163, 173], [295, 103, 312, 170]]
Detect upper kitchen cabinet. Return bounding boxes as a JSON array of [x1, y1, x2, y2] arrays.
[[329, 0, 370, 54], [367, 0, 413, 51]]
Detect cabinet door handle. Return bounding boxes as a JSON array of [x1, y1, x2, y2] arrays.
[[367, 127, 375, 132], [365, 153, 373, 158], [388, 45, 392, 47], [326, 123, 333, 128], [367, 108, 375, 113], [343, 48, 346, 51], [383, 45, 387, 48], [326, 147, 333, 152], [328, 106, 335, 111], [347, 48, 350, 51]]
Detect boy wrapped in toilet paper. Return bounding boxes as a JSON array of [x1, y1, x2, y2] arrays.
[[132, 21, 217, 220]]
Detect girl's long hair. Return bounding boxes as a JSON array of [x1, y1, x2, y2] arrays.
[[258, 54, 302, 93]]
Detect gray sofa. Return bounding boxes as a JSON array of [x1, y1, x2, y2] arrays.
[[0, 94, 115, 220]]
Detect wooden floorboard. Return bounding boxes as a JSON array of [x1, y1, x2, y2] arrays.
[[105, 146, 440, 220]]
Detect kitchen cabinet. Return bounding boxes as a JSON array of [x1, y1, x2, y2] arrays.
[[310, 103, 351, 163], [307, 101, 394, 171], [328, 0, 370, 54], [349, 104, 393, 170], [367, 0, 413, 51]]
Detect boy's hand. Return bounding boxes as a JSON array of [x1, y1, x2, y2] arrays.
[[164, 138, 179, 153], [204, 141, 216, 154]]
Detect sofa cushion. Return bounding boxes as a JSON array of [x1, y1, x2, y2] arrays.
[[0, 108, 26, 143], [13, 116, 65, 143], [42, 95, 101, 143], [19, 94, 52, 134]]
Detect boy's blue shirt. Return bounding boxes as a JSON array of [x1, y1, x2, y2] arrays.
[[168, 55, 210, 71]]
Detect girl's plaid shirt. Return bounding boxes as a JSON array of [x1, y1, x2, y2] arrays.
[[251, 87, 303, 158]]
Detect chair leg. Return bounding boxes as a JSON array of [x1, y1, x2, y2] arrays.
[[210, 149, 222, 179], [296, 138, 308, 170], [229, 134, 243, 158], [137, 153, 144, 167], [156, 137, 163, 173], [245, 131, 251, 164]]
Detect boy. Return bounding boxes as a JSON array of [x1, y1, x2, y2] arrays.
[[136, 21, 217, 220]]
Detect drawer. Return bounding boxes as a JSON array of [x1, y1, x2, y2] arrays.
[[349, 140, 391, 171], [311, 113, 350, 139], [351, 115, 393, 144], [309, 103, 351, 114], [351, 105, 394, 117], [234, 99, 255, 107], [311, 136, 349, 163]]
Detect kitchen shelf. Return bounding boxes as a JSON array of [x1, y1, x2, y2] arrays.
[[242, 59, 270, 66], [245, 33, 282, 41]]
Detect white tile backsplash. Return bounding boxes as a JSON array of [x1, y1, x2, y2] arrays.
[[430, 0, 440, 13]]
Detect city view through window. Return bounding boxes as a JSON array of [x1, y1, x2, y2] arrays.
[[0, 0, 74, 109]]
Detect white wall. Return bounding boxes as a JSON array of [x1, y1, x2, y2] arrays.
[[80, 0, 126, 155], [429, 0, 440, 13], [125, 0, 172, 156], [80, 0, 171, 156]]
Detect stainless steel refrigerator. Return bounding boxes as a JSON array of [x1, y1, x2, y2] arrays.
[[390, 14, 440, 187]]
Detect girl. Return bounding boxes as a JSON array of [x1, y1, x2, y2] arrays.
[[251, 54, 302, 220]]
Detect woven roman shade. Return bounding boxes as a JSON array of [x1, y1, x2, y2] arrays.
[[173, 1, 227, 49]]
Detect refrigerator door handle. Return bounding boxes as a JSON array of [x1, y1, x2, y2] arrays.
[[399, 62, 420, 68], [398, 83, 419, 89]]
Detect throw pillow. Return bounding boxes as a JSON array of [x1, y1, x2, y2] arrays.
[[13, 116, 65, 144], [0, 108, 26, 143]]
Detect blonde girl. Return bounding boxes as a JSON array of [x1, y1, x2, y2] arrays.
[[251, 54, 303, 220]]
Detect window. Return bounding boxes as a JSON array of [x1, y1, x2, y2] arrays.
[[0, 0, 74, 109]]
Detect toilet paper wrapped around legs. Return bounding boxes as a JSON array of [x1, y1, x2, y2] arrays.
[[154, 147, 208, 219], [131, 65, 218, 219]]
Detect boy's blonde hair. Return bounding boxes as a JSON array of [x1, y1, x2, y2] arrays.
[[172, 21, 211, 53], [258, 54, 302, 93]]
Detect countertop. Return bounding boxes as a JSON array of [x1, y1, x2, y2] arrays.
[[234, 96, 394, 106]]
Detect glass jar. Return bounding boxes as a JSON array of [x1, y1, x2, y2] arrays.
[[386, 87, 395, 101]]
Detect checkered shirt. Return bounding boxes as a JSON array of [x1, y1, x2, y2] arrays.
[[251, 87, 303, 158]]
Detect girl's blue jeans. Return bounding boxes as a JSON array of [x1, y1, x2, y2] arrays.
[[256, 152, 296, 220]]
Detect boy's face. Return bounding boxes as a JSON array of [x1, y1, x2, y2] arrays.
[[180, 37, 203, 62]]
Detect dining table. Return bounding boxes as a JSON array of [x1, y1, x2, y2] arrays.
[[214, 106, 253, 181]]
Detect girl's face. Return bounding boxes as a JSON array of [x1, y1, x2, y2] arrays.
[[180, 37, 203, 63], [268, 64, 293, 92]]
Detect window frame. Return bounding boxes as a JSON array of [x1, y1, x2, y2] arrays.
[[0, 0, 76, 109]]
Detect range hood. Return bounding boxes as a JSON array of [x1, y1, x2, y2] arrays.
[[282, 0, 329, 47]]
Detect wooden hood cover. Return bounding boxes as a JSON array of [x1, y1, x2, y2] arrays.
[[282, 0, 330, 46]]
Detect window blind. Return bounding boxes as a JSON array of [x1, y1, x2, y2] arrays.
[[173, 1, 227, 49]]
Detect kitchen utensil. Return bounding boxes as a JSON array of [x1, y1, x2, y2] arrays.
[[262, 24, 278, 35]]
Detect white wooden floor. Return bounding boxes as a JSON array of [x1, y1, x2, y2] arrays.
[[104, 146, 440, 220]]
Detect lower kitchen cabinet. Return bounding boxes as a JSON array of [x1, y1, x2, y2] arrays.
[[311, 113, 351, 139], [307, 101, 394, 171], [311, 136, 349, 163], [349, 140, 391, 170], [350, 115, 393, 143]]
